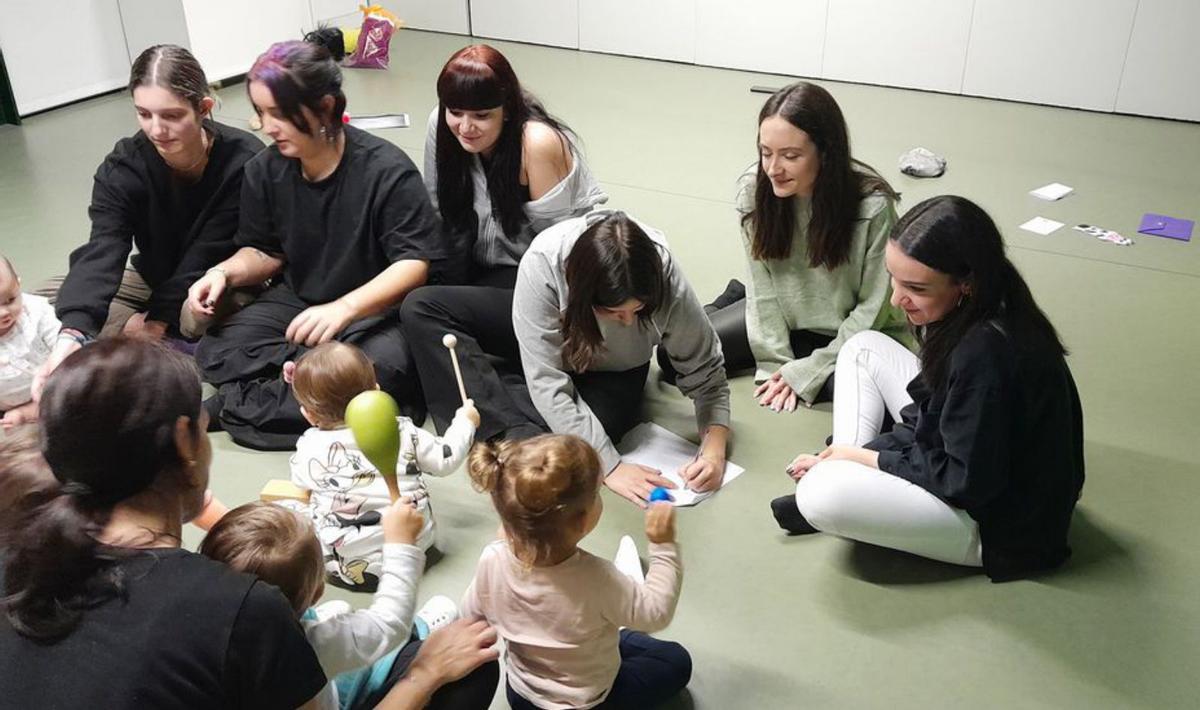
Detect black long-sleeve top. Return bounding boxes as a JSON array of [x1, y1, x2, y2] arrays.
[[866, 321, 1085, 582], [55, 121, 263, 336]]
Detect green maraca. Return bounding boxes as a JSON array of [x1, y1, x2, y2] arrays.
[[345, 389, 402, 502]]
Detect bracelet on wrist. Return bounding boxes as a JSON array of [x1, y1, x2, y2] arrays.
[[57, 329, 93, 347]]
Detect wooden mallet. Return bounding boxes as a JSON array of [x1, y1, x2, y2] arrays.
[[442, 334, 468, 404]]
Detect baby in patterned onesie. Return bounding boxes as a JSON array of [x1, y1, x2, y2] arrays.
[[285, 342, 478, 590]]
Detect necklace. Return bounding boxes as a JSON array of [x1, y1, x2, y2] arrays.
[[165, 129, 212, 175]]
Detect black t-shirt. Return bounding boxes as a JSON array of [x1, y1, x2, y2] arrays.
[[56, 121, 264, 336], [0, 548, 325, 709], [235, 125, 441, 306], [867, 321, 1086, 582]]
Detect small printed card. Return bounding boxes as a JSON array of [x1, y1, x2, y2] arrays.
[[1019, 217, 1065, 235], [1030, 183, 1074, 201]]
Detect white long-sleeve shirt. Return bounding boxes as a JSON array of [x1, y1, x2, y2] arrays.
[[461, 539, 683, 710], [289, 411, 475, 551], [304, 543, 425, 710], [0, 294, 58, 411]]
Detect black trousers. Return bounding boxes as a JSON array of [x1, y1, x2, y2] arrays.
[[658, 280, 835, 404], [506, 630, 692, 710], [353, 638, 501, 709], [402, 269, 648, 443], [195, 283, 422, 450]]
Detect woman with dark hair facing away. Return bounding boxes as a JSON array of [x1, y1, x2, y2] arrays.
[[774, 196, 1085, 582], [0, 340, 326, 708], [512, 211, 731, 507], [670, 82, 909, 412], [401, 44, 606, 440], [188, 41, 440, 449], [32, 45, 263, 396]]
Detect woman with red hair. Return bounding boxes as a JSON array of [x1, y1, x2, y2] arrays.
[[402, 44, 606, 442]]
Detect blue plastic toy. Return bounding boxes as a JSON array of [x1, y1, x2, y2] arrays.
[[649, 487, 674, 503]]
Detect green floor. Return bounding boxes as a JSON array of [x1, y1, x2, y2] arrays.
[[3, 30, 1199, 709]]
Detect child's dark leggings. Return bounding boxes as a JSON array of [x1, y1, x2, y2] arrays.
[[506, 630, 692, 709]]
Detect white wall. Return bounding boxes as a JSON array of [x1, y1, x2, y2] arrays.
[[1115, 0, 1200, 121], [695, 0, 826, 79], [181, 0, 316, 82], [579, 0, 695, 64], [0, 0, 132, 115], [388, 0, 471, 35], [963, 0, 1139, 112], [472, 0, 579, 49], [119, 0, 192, 63], [822, 0, 974, 94]]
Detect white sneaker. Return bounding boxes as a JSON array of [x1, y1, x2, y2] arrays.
[[613, 535, 645, 585], [415, 595, 459, 638]]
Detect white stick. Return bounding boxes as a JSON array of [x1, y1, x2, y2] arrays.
[[442, 334, 468, 404]]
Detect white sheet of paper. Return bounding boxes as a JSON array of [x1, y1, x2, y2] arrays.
[[1029, 182, 1074, 201], [615, 423, 744, 506], [1019, 217, 1065, 236]]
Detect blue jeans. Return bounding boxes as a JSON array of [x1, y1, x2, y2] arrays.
[[506, 630, 692, 709]]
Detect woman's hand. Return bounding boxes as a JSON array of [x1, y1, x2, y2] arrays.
[[678, 455, 725, 492], [785, 445, 879, 480], [122, 312, 167, 341], [754, 371, 800, 413], [187, 268, 228, 318], [380, 619, 500, 709], [286, 299, 356, 347], [605, 462, 677, 509]]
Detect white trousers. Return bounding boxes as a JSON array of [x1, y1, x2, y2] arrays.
[[798, 331, 983, 567]]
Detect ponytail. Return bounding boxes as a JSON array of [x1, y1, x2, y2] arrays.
[[1, 340, 202, 641]]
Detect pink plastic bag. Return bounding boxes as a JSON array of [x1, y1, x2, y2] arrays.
[[345, 6, 399, 69]]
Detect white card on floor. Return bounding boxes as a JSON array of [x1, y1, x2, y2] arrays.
[[615, 423, 744, 506], [1019, 217, 1065, 235], [1029, 182, 1074, 201]]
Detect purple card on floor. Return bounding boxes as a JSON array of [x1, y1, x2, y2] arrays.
[[1137, 213, 1193, 241]]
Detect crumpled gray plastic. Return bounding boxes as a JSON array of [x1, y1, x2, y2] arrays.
[[898, 147, 946, 178]]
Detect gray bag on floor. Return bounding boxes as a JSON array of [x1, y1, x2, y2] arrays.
[[899, 147, 947, 178]]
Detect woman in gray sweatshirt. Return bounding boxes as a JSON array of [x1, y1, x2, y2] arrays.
[[513, 210, 732, 507]]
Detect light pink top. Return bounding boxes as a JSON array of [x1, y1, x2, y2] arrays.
[[461, 539, 683, 710]]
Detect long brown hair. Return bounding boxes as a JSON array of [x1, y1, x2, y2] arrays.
[[0, 340, 202, 641], [434, 44, 572, 238], [561, 213, 666, 372], [468, 435, 601, 565], [128, 44, 211, 114], [743, 81, 897, 267]]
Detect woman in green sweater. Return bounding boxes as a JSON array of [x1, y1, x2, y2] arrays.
[[731, 82, 909, 412]]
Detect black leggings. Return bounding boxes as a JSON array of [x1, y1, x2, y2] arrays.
[[401, 269, 650, 443], [658, 279, 835, 403], [195, 283, 422, 450]]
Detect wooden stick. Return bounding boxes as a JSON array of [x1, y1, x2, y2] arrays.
[[442, 334, 468, 404]]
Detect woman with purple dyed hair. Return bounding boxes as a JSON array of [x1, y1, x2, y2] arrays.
[[187, 41, 441, 449]]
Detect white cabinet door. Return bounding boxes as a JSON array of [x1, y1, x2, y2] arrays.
[[695, 0, 827, 78], [579, 0, 696, 63], [1115, 0, 1200, 122], [963, 0, 1138, 111], [181, 0, 315, 82], [389, 0, 471, 34], [0, 0, 131, 115], [472, 0, 580, 49], [822, 0, 975, 94]]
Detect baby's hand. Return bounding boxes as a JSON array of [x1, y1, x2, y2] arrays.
[[456, 399, 480, 428], [644, 503, 676, 544], [382, 496, 424, 545]]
